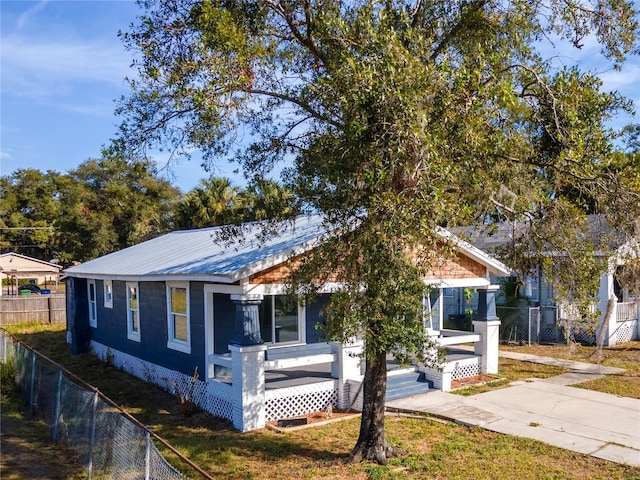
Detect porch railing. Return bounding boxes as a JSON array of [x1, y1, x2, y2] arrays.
[[432, 328, 481, 347], [616, 302, 639, 322], [207, 343, 337, 379]]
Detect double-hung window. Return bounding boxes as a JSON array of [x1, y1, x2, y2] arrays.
[[103, 280, 113, 309], [87, 280, 97, 328], [126, 282, 141, 341], [166, 283, 190, 353]]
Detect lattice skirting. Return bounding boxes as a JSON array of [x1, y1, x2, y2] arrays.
[[614, 320, 638, 344], [450, 359, 480, 380], [265, 381, 338, 421], [421, 356, 480, 391], [90, 342, 233, 422]]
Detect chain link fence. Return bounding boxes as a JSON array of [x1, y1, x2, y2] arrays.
[[497, 305, 564, 345], [1, 328, 212, 480]]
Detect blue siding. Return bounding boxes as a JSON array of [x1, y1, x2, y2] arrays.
[[188, 282, 206, 376], [88, 279, 206, 378], [213, 293, 235, 354], [66, 277, 89, 354], [91, 280, 133, 353], [305, 294, 330, 343]]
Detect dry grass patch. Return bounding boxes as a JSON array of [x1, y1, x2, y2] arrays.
[[452, 356, 567, 395], [501, 341, 640, 399]]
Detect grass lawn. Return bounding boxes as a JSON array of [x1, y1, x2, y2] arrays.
[[3, 323, 640, 480], [500, 341, 640, 399]]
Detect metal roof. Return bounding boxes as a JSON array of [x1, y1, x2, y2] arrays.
[[64, 215, 511, 281], [450, 215, 623, 256], [64, 215, 329, 282]]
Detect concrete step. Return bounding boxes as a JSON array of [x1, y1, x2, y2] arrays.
[[386, 371, 433, 401]]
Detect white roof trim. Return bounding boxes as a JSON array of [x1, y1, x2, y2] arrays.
[[436, 227, 511, 276], [61, 273, 237, 283], [0, 252, 63, 271]]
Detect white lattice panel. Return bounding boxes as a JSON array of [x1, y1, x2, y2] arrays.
[[616, 321, 637, 344], [451, 361, 480, 380], [90, 342, 233, 422], [265, 381, 338, 421]]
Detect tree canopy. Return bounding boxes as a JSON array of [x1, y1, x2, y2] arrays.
[[1, 159, 178, 265], [114, 0, 640, 464]]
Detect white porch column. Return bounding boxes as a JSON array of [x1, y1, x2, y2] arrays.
[[330, 339, 363, 409], [229, 343, 268, 432], [473, 285, 501, 374]]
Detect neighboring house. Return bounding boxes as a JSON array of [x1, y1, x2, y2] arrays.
[[0, 252, 63, 296], [64, 215, 510, 432], [451, 217, 640, 346]]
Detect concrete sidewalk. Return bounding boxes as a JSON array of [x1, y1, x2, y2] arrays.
[[386, 353, 640, 467]]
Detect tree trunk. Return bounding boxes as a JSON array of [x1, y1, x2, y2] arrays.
[[347, 349, 405, 465]]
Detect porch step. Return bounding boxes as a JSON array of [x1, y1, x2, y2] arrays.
[[386, 370, 433, 401]]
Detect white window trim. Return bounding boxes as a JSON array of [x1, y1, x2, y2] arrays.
[[166, 282, 191, 354], [126, 282, 141, 342], [103, 279, 113, 309], [88, 280, 97, 328]]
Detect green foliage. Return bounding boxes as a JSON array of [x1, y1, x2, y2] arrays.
[[172, 176, 300, 228], [1, 158, 179, 265], [0, 352, 17, 390], [173, 176, 243, 229], [0, 169, 61, 259]]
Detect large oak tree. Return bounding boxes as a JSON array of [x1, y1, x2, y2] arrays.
[[114, 0, 639, 464]]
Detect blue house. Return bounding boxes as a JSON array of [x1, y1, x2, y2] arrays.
[[64, 215, 510, 431]]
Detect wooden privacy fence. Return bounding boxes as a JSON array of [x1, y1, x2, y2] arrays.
[[0, 294, 66, 325]]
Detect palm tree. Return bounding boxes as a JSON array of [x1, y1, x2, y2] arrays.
[[174, 177, 241, 229]]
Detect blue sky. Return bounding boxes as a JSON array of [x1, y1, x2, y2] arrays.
[[1, 0, 229, 192], [1, 1, 639, 194]]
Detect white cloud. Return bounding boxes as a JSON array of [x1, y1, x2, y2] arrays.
[[1, 35, 134, 98], [16, 0, 49, 29]]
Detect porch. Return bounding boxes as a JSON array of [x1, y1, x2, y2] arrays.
[[207, 322, 498, 431], [558, 300, 640, 346]]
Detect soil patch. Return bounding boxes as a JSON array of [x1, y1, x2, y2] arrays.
[[267, 409, 360, 432], [451, 373, 496, 390], [1, 393, 85, 480]]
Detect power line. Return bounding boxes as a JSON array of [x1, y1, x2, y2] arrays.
[[0, 227, 55, 230]]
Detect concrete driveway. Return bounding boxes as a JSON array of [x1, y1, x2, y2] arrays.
[[386, 355, 640, 467]]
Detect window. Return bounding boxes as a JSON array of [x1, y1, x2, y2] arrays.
[[126, 283, 141, 341], [524, 277, 539, 302], [260, 295, 303, 345], [88, 280, 97, 328], [167, 283, 190, 353], [103, 280, 113, 309]]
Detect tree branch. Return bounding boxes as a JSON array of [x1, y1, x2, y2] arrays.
[[428, 0, 491, 62], [249, 88, 343, 128]]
